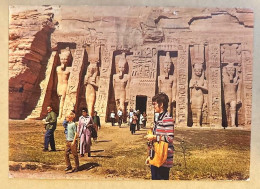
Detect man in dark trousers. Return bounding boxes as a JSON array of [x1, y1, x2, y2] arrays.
[[43, 106, 57, 152], [92, 111, 100, 141]]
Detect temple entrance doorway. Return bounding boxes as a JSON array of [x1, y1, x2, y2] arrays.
[[136, 95, 147, 114]]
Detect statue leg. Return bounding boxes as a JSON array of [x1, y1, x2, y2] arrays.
[[86, 84, 96, 117], [191, 105, 198, 127], [197, 108, 202, 127], [225, 102, 230, 127], [230, 101, 237, 127], [58, 95, 65, 119]]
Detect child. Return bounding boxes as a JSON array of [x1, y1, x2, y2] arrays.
[[64, 113, 79, 172]]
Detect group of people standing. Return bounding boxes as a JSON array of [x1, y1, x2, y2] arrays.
[[128, 109, 147, 135], [110, 108, 147, 133], [43, 92, 174, 179], [43, 106, 101, 172]]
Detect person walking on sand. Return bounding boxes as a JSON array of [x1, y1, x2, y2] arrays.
[[78, 108, 93, 157], [145, 92, 174, 180], [64, 113, 79, 172]]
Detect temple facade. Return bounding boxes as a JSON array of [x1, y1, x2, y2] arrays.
[[9, 6, 253, 128]]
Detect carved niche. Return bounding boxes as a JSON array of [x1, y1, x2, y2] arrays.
[[221, 44, 242, 127]]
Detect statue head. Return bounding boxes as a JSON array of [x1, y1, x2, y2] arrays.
[[163, 52, 172, 75], [118, 53, 126, 75], [88, 44, 99, 64], [60, 47, 70, 67], [193, 63, 203, 77], [226, 65, 236, 78]]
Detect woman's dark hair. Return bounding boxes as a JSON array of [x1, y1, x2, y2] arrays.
[[81, 107, 88, 113], [152, 92, 169, 111]]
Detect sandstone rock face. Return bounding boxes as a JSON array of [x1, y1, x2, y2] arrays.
[[9, 6, 253, 128]]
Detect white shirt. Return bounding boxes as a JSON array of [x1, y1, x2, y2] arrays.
[[110, 112, 115, 118]]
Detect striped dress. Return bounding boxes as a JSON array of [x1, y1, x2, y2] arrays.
[[152, 111, 174, 168]]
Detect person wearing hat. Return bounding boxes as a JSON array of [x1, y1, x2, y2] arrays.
[[77, 108, 94, 157]]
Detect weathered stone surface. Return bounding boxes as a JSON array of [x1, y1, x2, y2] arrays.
[[9, 6, 253, 128]]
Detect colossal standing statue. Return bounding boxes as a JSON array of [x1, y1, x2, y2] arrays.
[[113, 53, 129, 118], [158, 52, 176, 115], [56, 48, 71, 119], [189, 63, 208, 127], [223, 64, 241, 127], [84, 44, 99, 117]]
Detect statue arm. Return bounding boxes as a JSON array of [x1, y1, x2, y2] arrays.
[[198, 79, 208, 93], [236, 77, 241, 104]]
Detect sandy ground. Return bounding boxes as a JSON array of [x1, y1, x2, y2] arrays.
[[9, 121, 148, 180]]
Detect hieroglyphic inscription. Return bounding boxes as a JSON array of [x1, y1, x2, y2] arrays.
[[176, 45, 188, 126], [131, 58, 156, 79], [242, 50, 253, 126], [208, 43, 222, 127], [62, 48, 85, 118], [95, 45, 113, 118]]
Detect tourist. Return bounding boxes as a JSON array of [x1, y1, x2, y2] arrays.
[[142, 112, 147, 128], [130, 112, 138, 135], [64, 113, 79, 172], [128, 108, 134, 127], [43, 106, 57, 152], [139, 113, 144, 128], [110, 110, 116, 126], [63, 110, 76, 139], [92, 111, 100, 141], [136, 110, 141, 130], [78, 107, 93, 157], [117, 108, 123, 127], [145, 92, 174, 180]]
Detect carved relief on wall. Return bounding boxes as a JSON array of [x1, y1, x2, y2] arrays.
[[188, 45, 208, 127], [241, 50, 253, 126], [176, 45, 188, 126], [221, 44, 242, 127], [62, 47, 85, 119]]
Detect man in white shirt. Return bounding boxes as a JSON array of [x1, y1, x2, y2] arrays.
[[117, 108, 123, 127], [110, 110, 116, 126]]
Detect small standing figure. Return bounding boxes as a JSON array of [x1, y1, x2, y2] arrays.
[[92, 111, 100, 141], [128, 108, 134, 127], [142, 112, 147, 128], [56, 48, 71, 119], [110, 110, 116, 126], [64, 113, 79, 172], [117, 108, 123, 127], [136, 110, 141, 131], [130, 112, 138, 135], [77, 108, 93, 157], [189, 63, 208, 127], [223, 64, 241, 127]]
